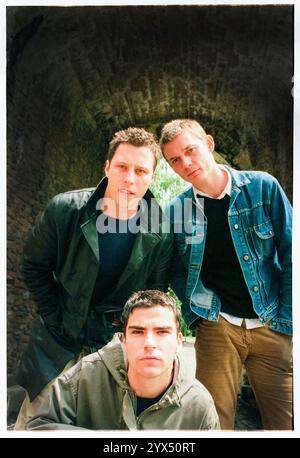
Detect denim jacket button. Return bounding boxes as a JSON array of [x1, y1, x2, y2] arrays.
[[253, 286, 259, 292], [234, 224, 239, 230], [243, 255, 249, 261]]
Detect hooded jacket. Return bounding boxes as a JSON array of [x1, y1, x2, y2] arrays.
[[26, 338, 220, 430]]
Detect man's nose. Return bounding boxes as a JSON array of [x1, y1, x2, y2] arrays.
[[124, 168, 135, 183], [144, 332, 156, 348], [182, 155, 192, 169]]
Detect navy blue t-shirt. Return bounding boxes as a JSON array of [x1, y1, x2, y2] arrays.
[[91, 215, 138, 304], [136, 394, 163, 417], [136, 380, 172, 416]]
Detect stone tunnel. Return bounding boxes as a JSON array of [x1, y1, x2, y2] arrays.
[[7, 5, 294, 378]]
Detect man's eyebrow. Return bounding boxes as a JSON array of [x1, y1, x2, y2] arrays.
[[127, 325, 145, 330], [127, 325, 173, 331], [183, 143, 197, 151], [154, 326, 173, 330], [166, 144, 196, 161]]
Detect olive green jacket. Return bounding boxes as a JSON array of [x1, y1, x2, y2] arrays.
[[26, 338, 220, 430], [17, 178, 173, 400]]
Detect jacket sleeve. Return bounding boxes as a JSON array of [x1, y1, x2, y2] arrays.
[[200, 399, 221, 430], [146, 231, 174, 291], [164, 202, 191, 324], [170, 250, 190, 319], [26, 371, 85, 430], [22, 197, 61, 326], [269, 177, 292, 320]]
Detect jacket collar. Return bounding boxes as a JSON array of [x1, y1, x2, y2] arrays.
[[84, 176, 163, 234], [98, 338, 195, 407], [180, 166, 251, 202], [225, 166, 251, 188], [85, 176, 108, 218], [81, 177, 165, 268]]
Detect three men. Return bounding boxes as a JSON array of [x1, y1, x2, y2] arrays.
[[16, 118, 292, 431], [160, 119, 292, 430], [25, 290, 220, 430], [15, 128, 173, 429]]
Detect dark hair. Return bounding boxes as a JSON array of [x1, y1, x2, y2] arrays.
[[159, 119, 207, 154], [107, 127, 161, 170], [121, 290, 181, 334]]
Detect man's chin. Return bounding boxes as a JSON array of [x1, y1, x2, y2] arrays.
[[138, 364, 163, 376], [118, 202, 135, 209], [118, 197, 139, 209]]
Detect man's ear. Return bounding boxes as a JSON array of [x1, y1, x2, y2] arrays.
[[206, 134, 215, 153], [176, 332, 184, 351], [104, 160, 110, 176]]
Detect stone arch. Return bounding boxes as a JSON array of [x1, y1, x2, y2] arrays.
[[7, 5, 293, 374]]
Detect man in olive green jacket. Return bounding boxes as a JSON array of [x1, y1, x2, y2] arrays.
[[15, 128, 173, 428], [26, 290, 220, 430]]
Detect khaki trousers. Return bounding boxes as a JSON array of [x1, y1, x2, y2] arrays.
[[195, 316, 293, 430], [14, 349, 87, 430]]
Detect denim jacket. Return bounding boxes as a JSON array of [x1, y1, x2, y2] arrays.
[[166, 167, 292, 336]]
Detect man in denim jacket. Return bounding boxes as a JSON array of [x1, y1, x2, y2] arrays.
[[160, 119, 292, 430]]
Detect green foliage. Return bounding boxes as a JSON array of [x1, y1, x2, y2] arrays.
[[150, 159, 187, 209], [167, 288, 191, 338], [151, 159, 191, 336]]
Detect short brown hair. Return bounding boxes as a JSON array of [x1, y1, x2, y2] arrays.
[[159, 119, 207, 153], [108, 127, 160, 170], [121, 290, 181, 334]]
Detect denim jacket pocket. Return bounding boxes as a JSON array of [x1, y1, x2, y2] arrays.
[[253, 220, 275, 258]]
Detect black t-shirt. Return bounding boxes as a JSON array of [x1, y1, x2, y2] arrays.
[[136, 381, 171, 416], [85, 214, 138, 348], [136, 393, 163, 417], [200, 194, 256, 318], [91, 215, 138, 304]]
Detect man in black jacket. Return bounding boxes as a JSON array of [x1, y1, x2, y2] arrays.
[[15, 127, 173, 429]]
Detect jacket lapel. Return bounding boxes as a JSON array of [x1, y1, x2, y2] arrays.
[[80, 179, 164, 279], [115, 231, 161, 289], [80, 177, 109, 261], [80, 215, 99, 261]]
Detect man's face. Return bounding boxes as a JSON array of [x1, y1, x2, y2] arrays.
[[122, 306, 183, 382], [163, 130, 216, 186], [104, 143, 154, 214]]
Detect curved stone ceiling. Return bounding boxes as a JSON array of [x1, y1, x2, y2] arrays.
[[7, 5, 294, 192]]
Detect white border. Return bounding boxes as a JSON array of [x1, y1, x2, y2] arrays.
[[1, 0, 299, 439]]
